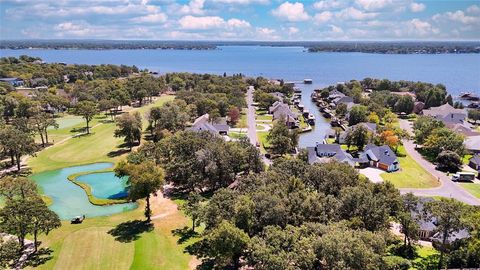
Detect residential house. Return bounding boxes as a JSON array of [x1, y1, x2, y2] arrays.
[[0, 77, 24, 87], [412, 198, 470, 242], [469, 154, 480, 170], [189, 113, 229, 136], [339, 123, 377, 144], [445, 122, 480, 137], [422, 103, 467, 124], [271, 92, 285, 100], [465, 136, 480, 153], [307, 143, 354, 166], [413, 102, 425, 114], [362, 144, 400, 172], [270, 102, 299, 129]]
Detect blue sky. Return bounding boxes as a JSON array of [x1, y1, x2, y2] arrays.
[[1, 0, 479, 40]]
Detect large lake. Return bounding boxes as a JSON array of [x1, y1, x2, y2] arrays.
[[1, 46, 479, 147]]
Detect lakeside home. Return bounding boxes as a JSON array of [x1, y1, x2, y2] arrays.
[[189, 113, 229, 136]]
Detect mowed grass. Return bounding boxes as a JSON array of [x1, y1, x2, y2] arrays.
[[381, 146, 439, 188], [29, 96, 175, 173], [26, 95, 195, 270], [459, 183, 480, 198]]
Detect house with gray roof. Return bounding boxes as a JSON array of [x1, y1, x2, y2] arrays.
[[270, 102, 299, 129], [466, 135, 480, 153], [339, 123, 377, 144], [307, 143, 354, 166], [0, 77, 24, 87], [422, 103, 467, 124], [189, 114, 229, 136], [362, 144, 399, 172], [469, 154, 480, 170]]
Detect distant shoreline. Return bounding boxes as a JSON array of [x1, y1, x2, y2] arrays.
[[1, 40, 479, 54]]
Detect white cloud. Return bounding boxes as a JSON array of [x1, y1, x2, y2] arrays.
[[313, 11, 333, 24], [336, 7, 378, 20], [410, 2, 425, 13], [288, 26, 299, 34], [329, 24, 343, 34], [434, 10, 480, 25], [466, 5, 480, 14], [355, 0, 392, 11], [131, 13, 167, 23], [256, 27, 279, 39], [210, 0, 268, 4], [272, 2, 309, 22], [179, 0, 205, 15], [178, 15, 225, 29], [178, 16, 251, 30], [404, 18, 439, 36], [313, 0, 344, 10], [226, 18, 251, 28]]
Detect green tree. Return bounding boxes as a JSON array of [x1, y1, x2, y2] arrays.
[[335, 103, 348, 118], [423, 128, 465, 157], [468, 109, 480, 123], [425, 198, 466, 270], [395, 95, 415, 114], [181, 192, 204, 232], [29, 198, 61, 252], [114, 112, 142, 150], [345, 124, 370, 150], [0, 126, 36, 171], [75, 100, 97, 134], [348, 105, 368, 126], [267, 117, 298, 155], [0, 238, 20, 270], [413, 116, 445, 144], [115, 161, 164, 222], [197, 220, 250, 269], [397, 193, 420, 252], [29, 111, 58, 147], [436, 150, 461, 173]]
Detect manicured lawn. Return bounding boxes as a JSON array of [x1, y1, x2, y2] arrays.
[[257, 131, 270, 153], [459, 183, 480, 198], [256, 114, 272, 121], [381, 147, 439, 188], [26, 95, 196, 270], [235, 108, 248, 128], [462, 154, 473, 165], [229, 131, 248, 140]]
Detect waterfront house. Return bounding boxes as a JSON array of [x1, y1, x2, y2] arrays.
[[422, 103, 467, 124], [307, 143, 354, 166], [271, 92, 285, 100], [445, 122, 480, 137], [270, 101, 299, 128], [0, 77, 24, 87], [268, 101, 282, 114], [469, 154, 480, 170], [413, 102, 425, 114], [362, 144, 399, 172], [339, 123, 377, 144], [189, 113, 229, 135]]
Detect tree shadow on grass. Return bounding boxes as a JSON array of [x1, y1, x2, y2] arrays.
[[24, 247, 54, 268], [107, 149, 131, 157], [172, 226, 199, 244], [108, 220, 153, 243]]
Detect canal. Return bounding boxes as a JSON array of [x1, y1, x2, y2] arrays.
[[297, 83, 331, 149]]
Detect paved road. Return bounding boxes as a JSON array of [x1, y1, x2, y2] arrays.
[[246, 86, 258, 146], [246, 86, 272, 166], [399, 139, 480, 205]]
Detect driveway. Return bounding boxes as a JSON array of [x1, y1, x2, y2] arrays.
[[359, 167, 384, 183], [246, 86, 272, 166], [399, 139, 480, 205]]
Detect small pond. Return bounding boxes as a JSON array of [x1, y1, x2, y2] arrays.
[[76, 172, 129, 199], [30, 163, 137, 220]]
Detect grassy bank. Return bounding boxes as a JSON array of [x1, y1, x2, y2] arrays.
[[381, 146, 439, 188]]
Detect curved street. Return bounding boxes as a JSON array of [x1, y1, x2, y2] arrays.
[[398, 120, 480, 205]]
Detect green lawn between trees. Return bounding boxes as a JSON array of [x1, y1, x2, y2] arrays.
[[459, 183, 480, 199], [26, 95, 197, 270]]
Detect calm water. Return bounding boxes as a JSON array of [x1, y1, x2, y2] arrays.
[[30, 163, 136, 220], [76, 172, 129, 199], [2, 46, 479, 147]]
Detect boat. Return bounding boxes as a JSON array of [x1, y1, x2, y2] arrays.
[[298, 104, 305, 111], [302, 109, 310, 118], [460, 92, 479, 101], [307, 114, 315, 125], [71, 215, 85, 224], [304, 79, 313, 84]]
